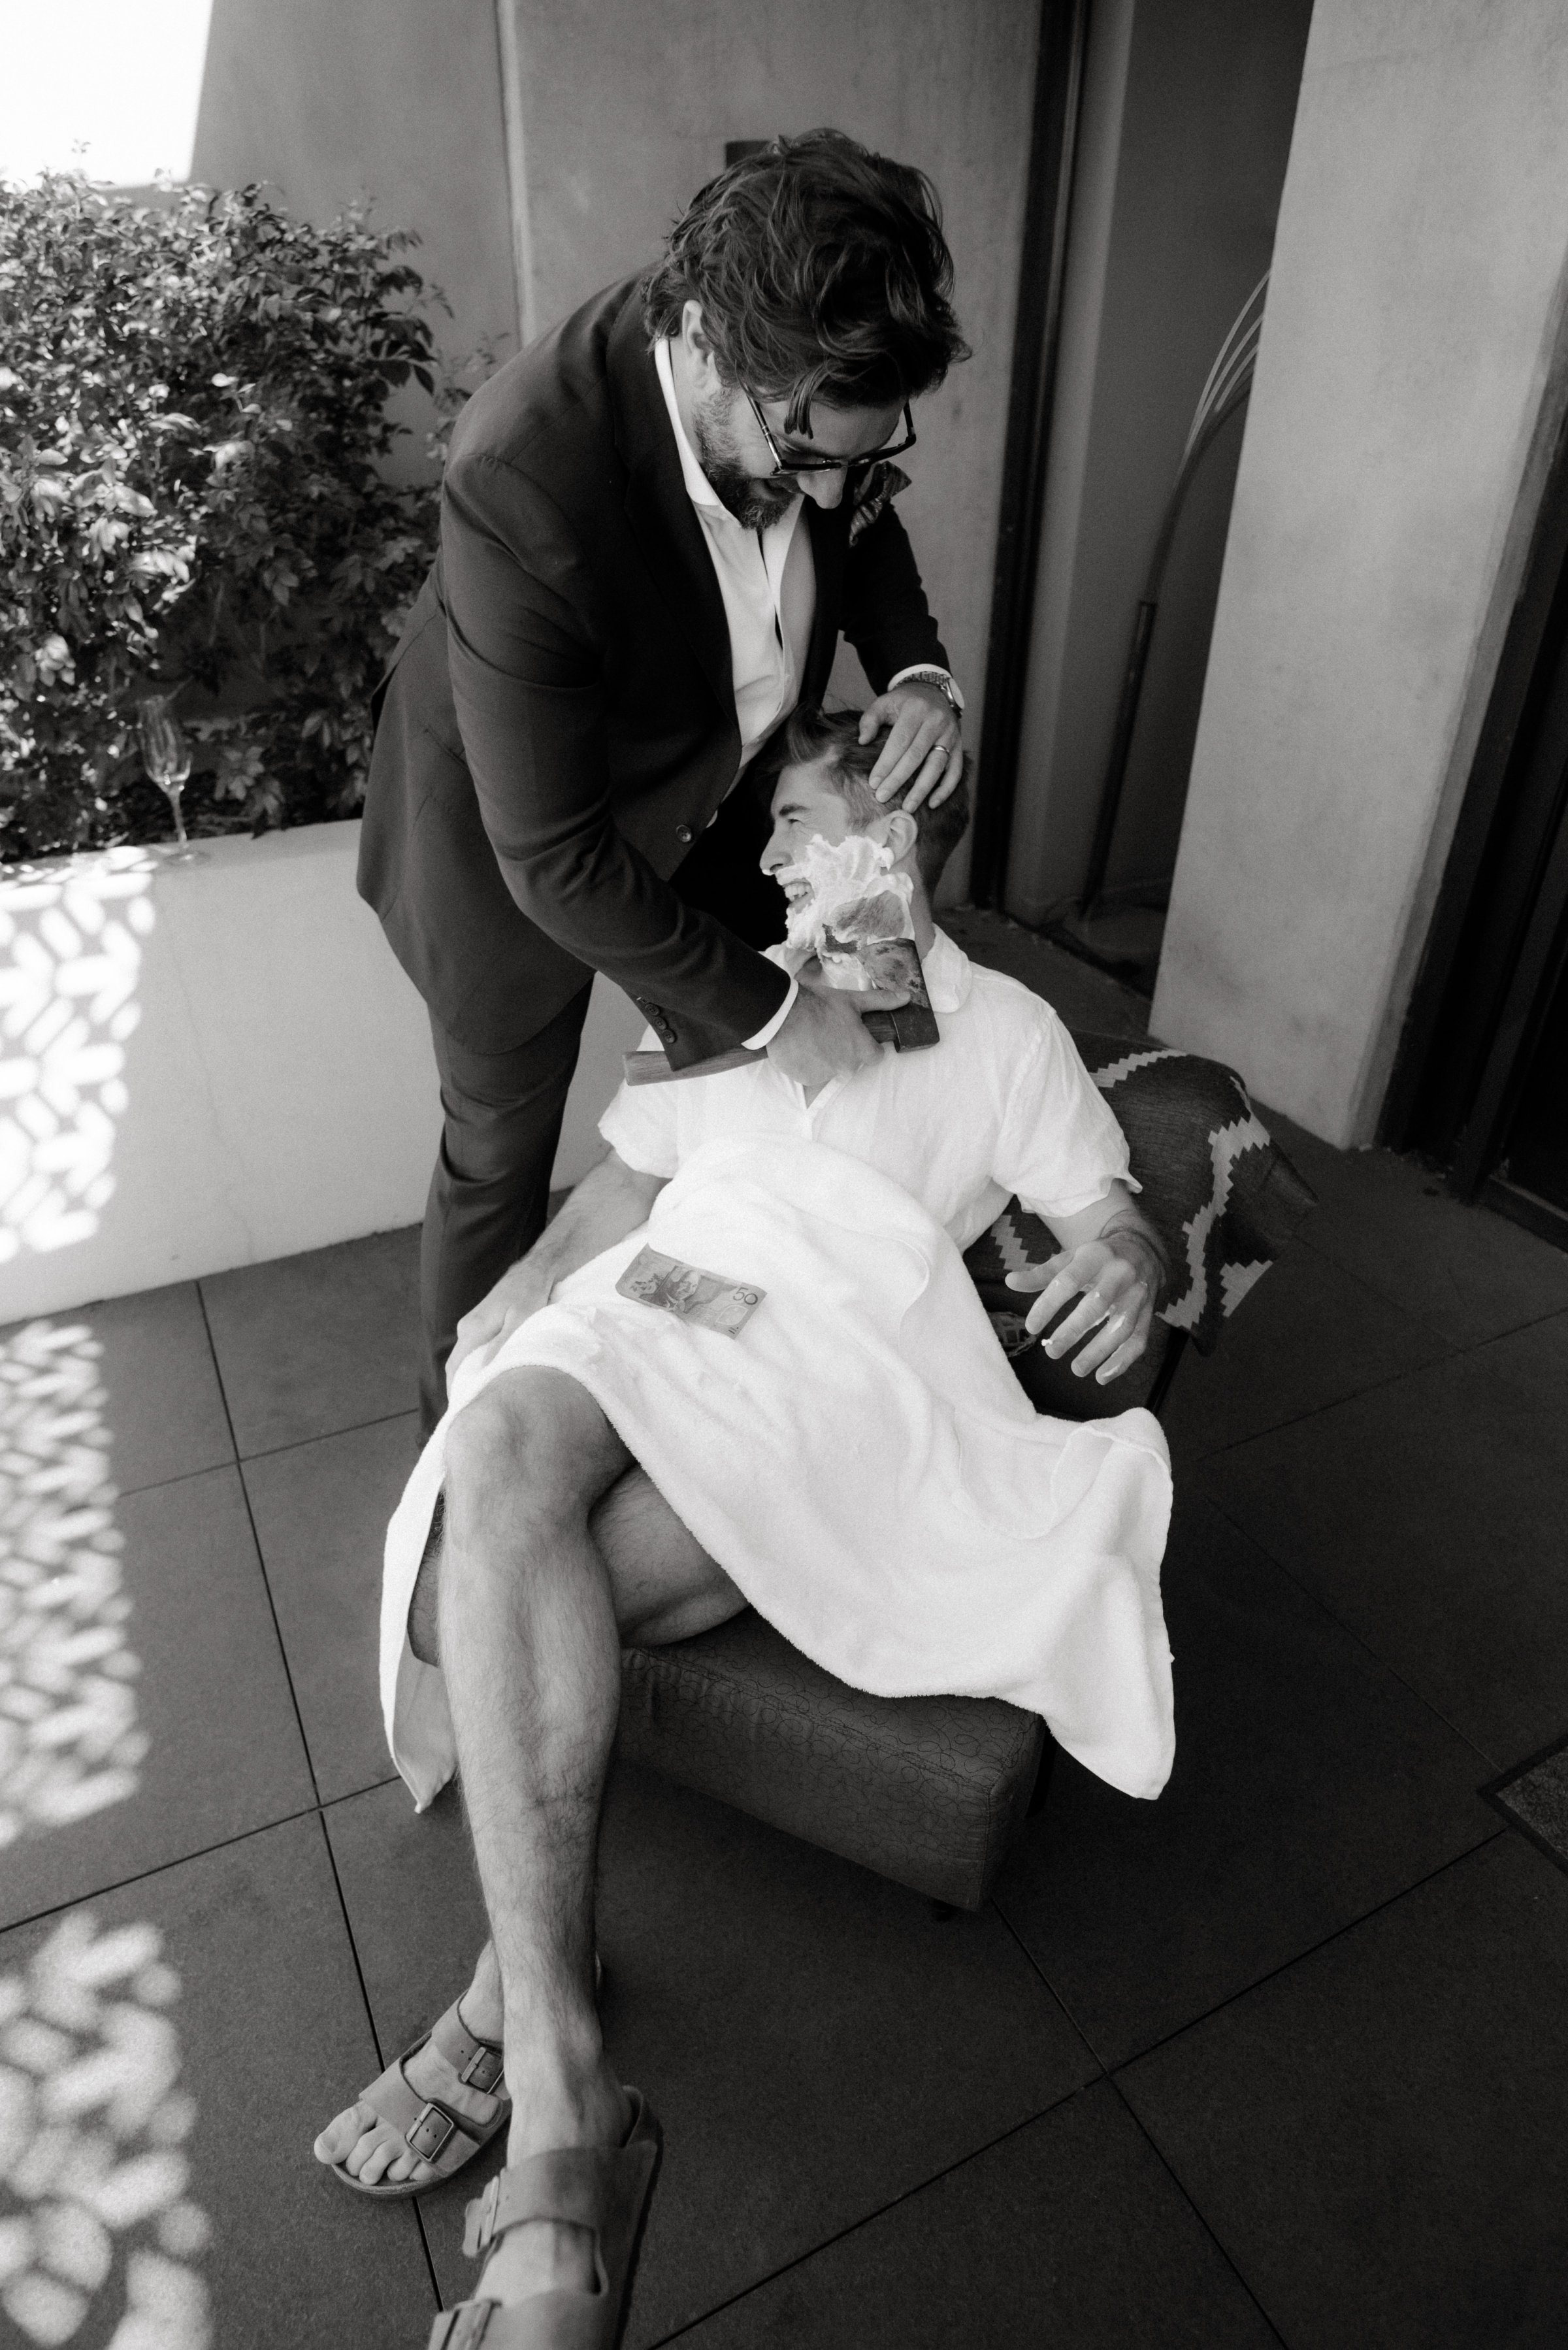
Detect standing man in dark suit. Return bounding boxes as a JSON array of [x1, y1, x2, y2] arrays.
[[359, 129, 971, 1432]]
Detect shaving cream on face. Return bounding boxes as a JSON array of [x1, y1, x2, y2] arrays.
[[779, 832, 917, 991]]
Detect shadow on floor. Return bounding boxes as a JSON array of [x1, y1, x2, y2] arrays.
[[2, 913, 1564, 2347]]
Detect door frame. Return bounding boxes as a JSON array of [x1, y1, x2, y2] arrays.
[[1382, 386, 1568, 1234], [968, 0, 1092, 907]]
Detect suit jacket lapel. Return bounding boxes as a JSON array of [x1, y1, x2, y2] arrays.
[[608, 291, 733, 716]]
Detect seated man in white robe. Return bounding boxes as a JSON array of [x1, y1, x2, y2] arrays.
[[315, 707, 1175, 2346]]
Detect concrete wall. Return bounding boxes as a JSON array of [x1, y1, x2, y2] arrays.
[[189, 0, 519, 470], [0, 828, 642, 1319], [1152, 0, 1568, 1145], [498, 0, 1043, 902], [1005, 0, 1312, 921]]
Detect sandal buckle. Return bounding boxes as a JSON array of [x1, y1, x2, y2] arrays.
[[406, 2101, 457, 2162], [459, 2044, 504, 2095]]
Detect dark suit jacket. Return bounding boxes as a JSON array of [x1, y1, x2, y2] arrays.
[[358, 275, 949, 1061]]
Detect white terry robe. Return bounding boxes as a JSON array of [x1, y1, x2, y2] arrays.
[[380, 1126, 1175, 1811]]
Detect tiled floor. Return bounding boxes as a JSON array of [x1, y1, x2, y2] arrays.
[[3, 912, 1565, 2348]]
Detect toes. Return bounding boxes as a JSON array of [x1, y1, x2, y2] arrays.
[[315, 2099, 444, 2188], [314, 2102, 377, 2164], [355, 2134, 397, 2186]]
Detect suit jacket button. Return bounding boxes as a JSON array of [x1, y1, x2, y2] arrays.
[[675, 823, 693, 845]]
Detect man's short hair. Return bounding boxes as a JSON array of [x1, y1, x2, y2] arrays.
[[644, 129, 970, 433], [769, 703, 971, 891]]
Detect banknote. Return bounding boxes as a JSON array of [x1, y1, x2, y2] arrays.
[[615, 1246, 766, 1337], [817, 916, 939, 1050]]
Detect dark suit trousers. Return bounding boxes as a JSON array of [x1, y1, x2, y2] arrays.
[[417, 774, 785, 1433]]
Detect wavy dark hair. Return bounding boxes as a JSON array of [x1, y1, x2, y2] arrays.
[[643, 129, 970, 432], [764, 704, 971, 890]]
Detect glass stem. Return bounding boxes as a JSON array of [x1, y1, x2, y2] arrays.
[[167, 787, 188, 848]]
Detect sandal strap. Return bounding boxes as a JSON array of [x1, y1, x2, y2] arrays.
[[355, 1996, 510, 2175], [367, 2061, 489, 2170], [463, 2093, 659, 2260], [429, 2002, 507, 2098], [429, 2297, 609, 2350]]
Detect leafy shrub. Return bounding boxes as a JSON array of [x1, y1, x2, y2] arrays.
[[0, 173, 463, 862]]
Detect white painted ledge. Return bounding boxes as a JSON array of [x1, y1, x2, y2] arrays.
[[0, 820, 644, 1320]]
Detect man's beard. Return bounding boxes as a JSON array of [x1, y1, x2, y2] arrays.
[[691, 396, 798, 531]]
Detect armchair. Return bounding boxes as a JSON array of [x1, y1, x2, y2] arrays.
[[613, 1029, 1316, 1908]]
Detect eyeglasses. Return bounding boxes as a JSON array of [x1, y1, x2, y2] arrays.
[[743, 388, 917, 479]]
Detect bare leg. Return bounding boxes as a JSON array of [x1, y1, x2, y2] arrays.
[[594, 1466, 746, 1645], [437, 1366, 635, 2304], [408, 1464, 746, 1664], [317, 1460, 742, 2189]]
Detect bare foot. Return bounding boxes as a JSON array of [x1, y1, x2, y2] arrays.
[[313, 1945, 505, 2189], [471, 2062, 632, 2304]]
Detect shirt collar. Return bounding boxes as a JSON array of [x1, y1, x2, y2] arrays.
[[921, 926, 973, 1012]]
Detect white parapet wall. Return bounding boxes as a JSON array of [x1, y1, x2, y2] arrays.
[[0, 820, 646, 1321]]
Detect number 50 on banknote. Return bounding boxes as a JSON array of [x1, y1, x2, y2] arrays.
[[615, 1247, 766, 1338]]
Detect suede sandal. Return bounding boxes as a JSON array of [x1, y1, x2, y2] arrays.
[[427, 2089, 662, 2349], [333, 1999, 510, 2199]]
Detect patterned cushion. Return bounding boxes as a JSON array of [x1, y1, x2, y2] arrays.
[[962, 1027, 1317, 1362]]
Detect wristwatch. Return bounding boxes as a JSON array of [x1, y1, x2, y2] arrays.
[[889, 665, 966, 714]]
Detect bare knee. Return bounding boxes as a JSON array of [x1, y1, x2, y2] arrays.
[[443, 1374, 623, 1562]]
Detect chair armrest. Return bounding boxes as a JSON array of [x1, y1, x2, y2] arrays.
[[962, 1031, 1316, 1412]]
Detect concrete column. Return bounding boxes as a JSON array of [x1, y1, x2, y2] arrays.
[[1153, 0, 1568, 1144]]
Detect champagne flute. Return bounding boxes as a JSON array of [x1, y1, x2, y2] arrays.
[[137, 693, 203, 862]]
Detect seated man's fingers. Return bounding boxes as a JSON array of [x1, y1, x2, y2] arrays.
[[1023, 1276, 1079, 1337], [1089, 1327, 1149, 1385], [1045, 1259, 1148, 1359], [1067, 1299, 1143, 1377], [1005, 1252, 1072, 1295], [1043, 1289, 1113, 1358], [1079, 1289, 1156, 1382], [1016, 1248, 1111, 1339], [1016, 1244, 1117, 1341]]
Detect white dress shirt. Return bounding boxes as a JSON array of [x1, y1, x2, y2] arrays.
[[655, 336, 815, 770], [602, 927, 1138, 1249], [653, 338, 958, 1052]]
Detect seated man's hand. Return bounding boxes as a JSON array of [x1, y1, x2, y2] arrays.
[[446, 1261, 554, 1396], [768, 958, 910, 1089], [1005, 1227, 1164, 1386]]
